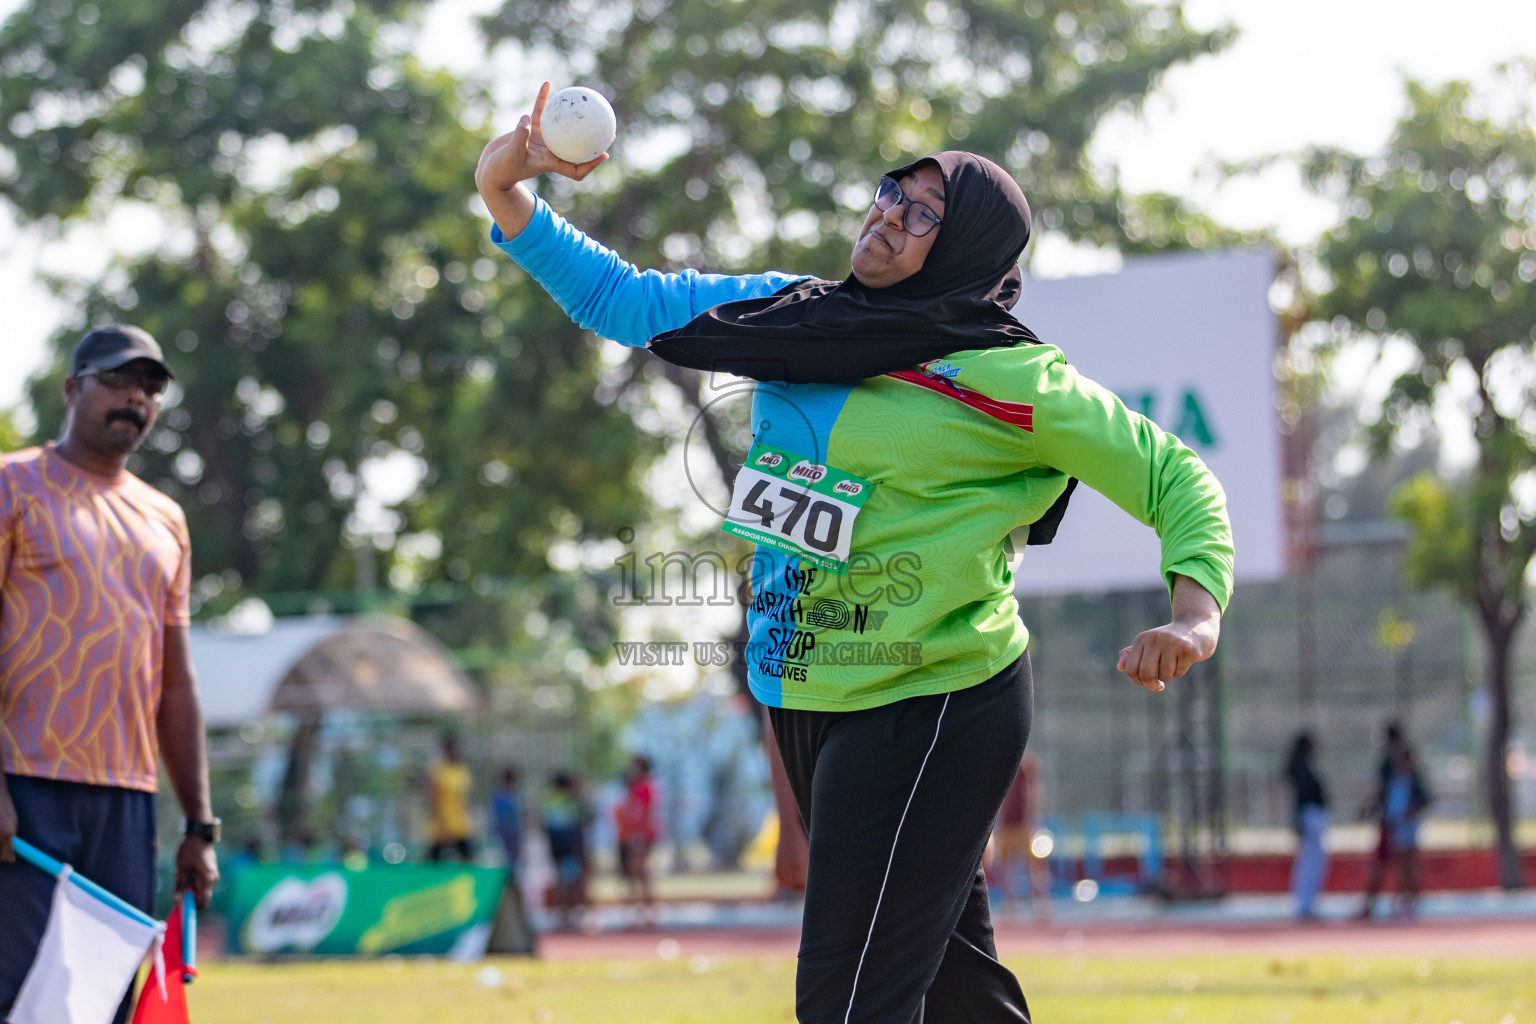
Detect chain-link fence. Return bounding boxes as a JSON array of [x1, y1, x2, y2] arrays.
[[1021, 533, 1536, 839]]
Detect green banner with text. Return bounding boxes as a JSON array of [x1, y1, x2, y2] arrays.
[[223, 863, 506, 956]]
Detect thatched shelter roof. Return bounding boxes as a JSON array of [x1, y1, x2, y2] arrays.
[[189, 615, 476, 727]]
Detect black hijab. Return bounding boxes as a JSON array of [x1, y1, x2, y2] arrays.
[[646, 151, 1040, 383]]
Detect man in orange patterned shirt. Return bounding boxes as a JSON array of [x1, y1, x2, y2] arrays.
[[0, 325, 220, 1024]]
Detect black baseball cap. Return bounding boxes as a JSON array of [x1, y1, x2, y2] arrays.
[[70, 325, 174, 379]]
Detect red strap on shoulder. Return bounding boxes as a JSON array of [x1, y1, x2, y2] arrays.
[[884, 369, 1034, 431]]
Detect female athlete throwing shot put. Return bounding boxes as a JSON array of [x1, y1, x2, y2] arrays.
[[476, 83, 1233, 1023]]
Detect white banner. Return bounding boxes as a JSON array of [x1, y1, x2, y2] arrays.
[[1012, 249, 1283, 595]]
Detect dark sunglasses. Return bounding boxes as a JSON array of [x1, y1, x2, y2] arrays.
[[81, 367, 169, 398], [874, 176, 944, 237]]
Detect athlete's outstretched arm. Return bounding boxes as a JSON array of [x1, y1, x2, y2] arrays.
[[476, 83, 805, 346]]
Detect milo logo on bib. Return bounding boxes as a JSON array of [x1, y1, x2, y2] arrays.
[[724, 443, 874, 574], [788, 461, 827, 484]]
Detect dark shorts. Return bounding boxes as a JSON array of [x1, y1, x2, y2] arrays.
[[0, 774, 158, 1024]]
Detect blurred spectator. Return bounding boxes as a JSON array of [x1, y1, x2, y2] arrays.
[[427, 735, 474, 863], [989, 752, 1049, 919], [615, 756, 658, 920], [1359, 725, 1431, 919], [1356, 722, 1404, 914], [490, 767, 525, 875], [487, 766, 536, 950], [541, 772, 588, 929], [625, 694, 772, 872], [1284, 731, 1329, 920]]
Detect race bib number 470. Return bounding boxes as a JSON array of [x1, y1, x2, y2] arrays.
[[722, 443, 873, 574]]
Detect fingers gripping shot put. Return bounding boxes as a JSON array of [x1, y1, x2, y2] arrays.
[[476, 85, 1234, 1023], [474, 82, 612, 197]]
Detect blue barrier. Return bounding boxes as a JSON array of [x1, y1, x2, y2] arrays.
[[1018, 814, 1162, 897]]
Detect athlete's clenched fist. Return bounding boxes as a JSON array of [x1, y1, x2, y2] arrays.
[[1117, 574, 1221, 692]]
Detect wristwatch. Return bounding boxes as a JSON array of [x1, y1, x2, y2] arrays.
[[183, 818, 222, 843]]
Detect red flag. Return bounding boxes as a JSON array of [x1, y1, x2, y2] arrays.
[[131, 902, 195, 1024]]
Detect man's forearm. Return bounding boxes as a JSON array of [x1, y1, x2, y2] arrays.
[[157, 684, 212, 822]]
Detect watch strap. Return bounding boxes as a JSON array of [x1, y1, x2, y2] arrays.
[[184, 818, 221, 843]]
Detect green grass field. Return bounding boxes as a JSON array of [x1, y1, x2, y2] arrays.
[[189, 953, 1535, 1023]]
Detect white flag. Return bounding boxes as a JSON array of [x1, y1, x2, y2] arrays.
[[8, 866, 160, 1024]]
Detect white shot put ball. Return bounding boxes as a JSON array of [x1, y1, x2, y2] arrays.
[[541, 87, 617, 164]]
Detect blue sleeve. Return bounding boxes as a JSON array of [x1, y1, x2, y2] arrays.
[[490, 196, 809, 347]]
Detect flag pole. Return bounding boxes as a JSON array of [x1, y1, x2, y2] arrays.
[[181, 889, 197, 983], [12, 837, 160, 929]]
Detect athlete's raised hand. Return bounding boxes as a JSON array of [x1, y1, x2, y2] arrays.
[[476, 82, 608, 192], [1117, 574, 1220, 692], [475, 82, 608, 240]]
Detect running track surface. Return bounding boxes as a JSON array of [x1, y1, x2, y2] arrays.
[[536, 919, 1536, 961]]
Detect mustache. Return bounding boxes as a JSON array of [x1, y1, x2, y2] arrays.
[[106, 407, 147, 428]]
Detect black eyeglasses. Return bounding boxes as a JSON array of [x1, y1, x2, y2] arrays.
[[81, 367, 169, 398], [874, 176, 944, 237]]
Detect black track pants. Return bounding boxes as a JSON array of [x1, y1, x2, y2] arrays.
[[768, 656, 1034, 1024]]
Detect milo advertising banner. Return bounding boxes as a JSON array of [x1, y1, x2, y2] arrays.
[[224, 864, 506, 957]]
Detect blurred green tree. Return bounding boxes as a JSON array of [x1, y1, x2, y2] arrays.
[[481, 0, 1239, 276], [1, 0, 657, 618], [1305, 66, 1536, 889]]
